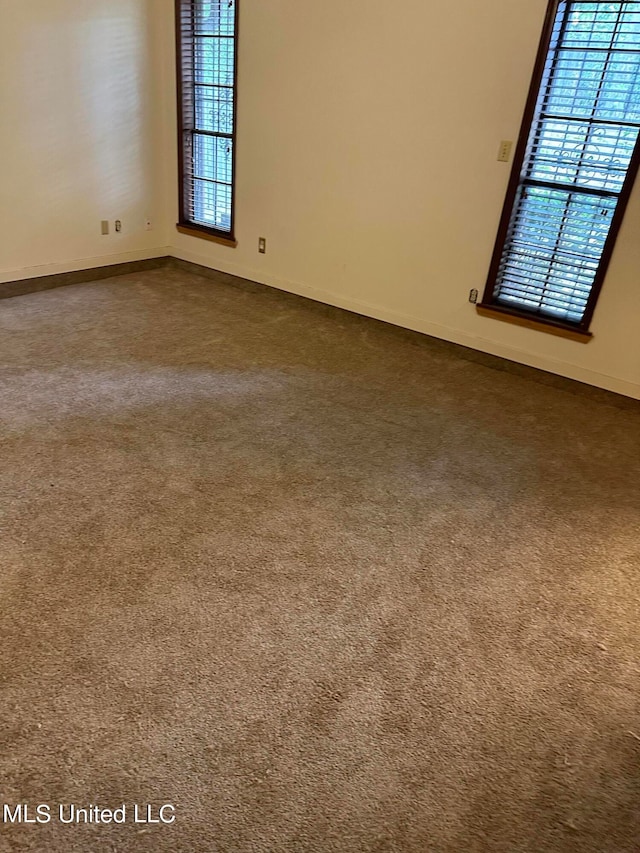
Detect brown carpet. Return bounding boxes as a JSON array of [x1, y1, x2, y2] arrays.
[[1, 263, 639, 853]]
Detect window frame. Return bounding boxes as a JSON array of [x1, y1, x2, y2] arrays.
[[480, 0, 640, 340], [175, 0, 239, 247]]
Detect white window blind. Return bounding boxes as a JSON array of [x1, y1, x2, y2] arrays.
[[177, 0, 238, 237], [489, 1, 640, 327]]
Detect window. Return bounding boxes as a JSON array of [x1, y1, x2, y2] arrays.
[[176, 0, 238, 245], [481, 1, 640, 338]]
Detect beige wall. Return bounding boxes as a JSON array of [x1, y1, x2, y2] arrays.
[[163, 0, 640, 399], [0, 0, 169, 282]]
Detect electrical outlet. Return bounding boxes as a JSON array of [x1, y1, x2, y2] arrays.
[[469, 288, 479, 304], [145, 218, 153, 231], [101, 220, 109, 236], [258, 237, 266, 254], [497, 140, 513, 162], [115, 220, 122, 233]]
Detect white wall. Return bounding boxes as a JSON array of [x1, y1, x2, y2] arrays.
[[161, 0, 640, 399], [0, 0, 169, 282]]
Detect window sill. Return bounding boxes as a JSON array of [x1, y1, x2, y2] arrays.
[[476, 304, 592, 343], [176, 224, 237, 248]]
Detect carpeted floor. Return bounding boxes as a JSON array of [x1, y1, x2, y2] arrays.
[[1, 263, 639, 853]]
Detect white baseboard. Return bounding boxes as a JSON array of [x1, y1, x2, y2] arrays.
[[172, 245, 640, 401], [0, 247, 171, 284]]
